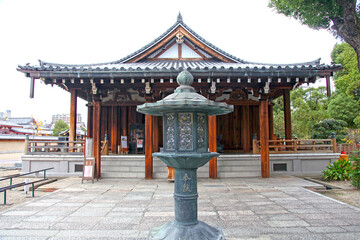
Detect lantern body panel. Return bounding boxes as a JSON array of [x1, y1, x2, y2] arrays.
[[163, 111, 209, 154]]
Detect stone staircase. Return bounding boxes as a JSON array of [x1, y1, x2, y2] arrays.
[[101, 154, 261, 179]]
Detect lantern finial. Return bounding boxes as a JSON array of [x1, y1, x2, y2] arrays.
[[176, 70, 193, 86]]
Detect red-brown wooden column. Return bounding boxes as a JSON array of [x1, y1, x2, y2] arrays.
[[145, 114, 153, 179], [93, 100, 101, 178], [152, 116, 159, 152], [69, 89, 77, 152], [111, 106, 118, 154], [241, 105, 251, 153], [260, 100, 270, 178], [121, 106, 127, 136], [87, 105, 93, 138], [269, 104, 274, 140], [209, 115, 217, 179], [283, 89, 292, 140]]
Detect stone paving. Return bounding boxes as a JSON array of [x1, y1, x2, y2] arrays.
[[0, 175, 359, 239]]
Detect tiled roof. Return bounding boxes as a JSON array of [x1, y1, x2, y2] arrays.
[[18, 59, 338, 73], [0, 121, 22, 128], [0, 134, 58, 140], [8, 118, 35, 125], [18, 14, 340, 73], [10, 127, 52, 135]]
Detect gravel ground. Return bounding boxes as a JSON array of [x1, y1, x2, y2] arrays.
[[314, 179, 360, 208]]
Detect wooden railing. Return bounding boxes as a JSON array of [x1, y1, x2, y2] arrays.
[[25, 140, 84, 155], [253, 139, 337, 154], [337, 143, 360, 154]]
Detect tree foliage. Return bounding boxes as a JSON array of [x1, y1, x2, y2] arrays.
[[272, 97, 285, 138], [292, 87, 328, 138], [313, 118, 348, 141], [52, 119, 69, 136], [331, 43, 360, 99], [327, 91, 360, 128], [269, 0, 360, 71], [273, 87, 328, 139]]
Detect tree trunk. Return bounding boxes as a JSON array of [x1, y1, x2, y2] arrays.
[[333, 0, 360, 71]]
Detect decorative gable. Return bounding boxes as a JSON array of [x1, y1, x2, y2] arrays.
[[124, 14, 239, 63], [150, 31, 210, 60]]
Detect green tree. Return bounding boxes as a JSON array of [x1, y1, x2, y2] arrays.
[[331, 43, 360, 100], [313, 118, 348, 142], [272, 97, 285, 138], [52, 119, 69, 136], [272, 86, 328, 139], [269, 0, 360, 71], [327, 91, 360, 128]]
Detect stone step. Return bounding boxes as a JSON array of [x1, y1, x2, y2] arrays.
[[101, 155, 262, 179], [218, 166, 260, 172], [102, 172, 145, 178], [153, 172, 210, 179], [218, 171, 261, 178], [101, 159, 145, 166], [101, 165, 145, 172], [217, 160, 260, 166]]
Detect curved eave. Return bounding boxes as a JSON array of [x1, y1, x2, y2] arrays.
[[17, 61, 341, 73], [137, 100, 234, 116]]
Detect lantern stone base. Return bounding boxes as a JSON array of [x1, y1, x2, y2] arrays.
[[147, 220, 225, 240]]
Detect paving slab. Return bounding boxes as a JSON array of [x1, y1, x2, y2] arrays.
[[0, 175, 359, 239]]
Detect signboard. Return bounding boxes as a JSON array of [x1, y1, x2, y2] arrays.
[[120, 136, 128, 154], [137, 139, 144, 148], [121, 136, 128, 148], [82, 157, 95, 183]]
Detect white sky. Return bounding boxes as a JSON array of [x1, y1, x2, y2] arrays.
[[0, 0, 339, 124]]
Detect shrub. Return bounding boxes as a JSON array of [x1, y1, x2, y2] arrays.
[[322, 158, 352, 181], [349, 151, 360, 188], [313, 119, 347, 143]]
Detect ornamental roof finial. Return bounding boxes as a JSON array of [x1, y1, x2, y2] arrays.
[[177, 12, 183, 22]]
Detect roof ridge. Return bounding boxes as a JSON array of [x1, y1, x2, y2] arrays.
[[245, 58, 322, 66]]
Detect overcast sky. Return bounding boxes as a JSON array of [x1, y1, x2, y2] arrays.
[[0, 0, 339, 124]]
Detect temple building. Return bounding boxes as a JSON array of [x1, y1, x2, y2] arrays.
[[18, 14, 340, 179]]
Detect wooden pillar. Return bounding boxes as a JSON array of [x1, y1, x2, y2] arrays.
[[209, 115, 217, 179], [145, 114, 153, 179], [326, 76, 331, 97], [283, 89, 292, 140], [260, 100, 270, 178], [87, 105, 93, 138], [167, 167, 175, 181], [30, 77, 35, 99], [111, 106, 118, 154], [93, 101, 101, 178], [152, 116, 159, 152], [241, 105, 251, 153], [121, 106, 127, 136], [69, 89, 77, 152], [269, 104, 274, 140]]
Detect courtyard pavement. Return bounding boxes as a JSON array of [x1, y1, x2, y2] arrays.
[[0, 175, 359, 240]]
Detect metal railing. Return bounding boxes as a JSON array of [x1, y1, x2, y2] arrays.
[[26, 140, 84, 155], [0, 167, 54, 205], [253, 139, 337, 154]]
